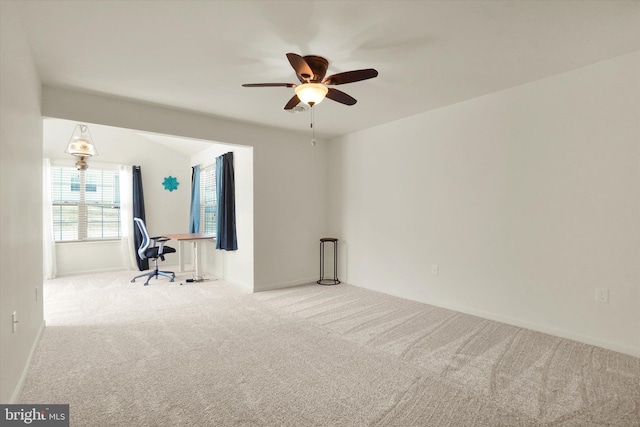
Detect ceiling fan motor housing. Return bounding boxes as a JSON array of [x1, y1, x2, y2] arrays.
[[302, 55, 329, 82]]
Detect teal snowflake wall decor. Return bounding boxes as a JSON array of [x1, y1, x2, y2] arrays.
[[162, 176, 179, 192]]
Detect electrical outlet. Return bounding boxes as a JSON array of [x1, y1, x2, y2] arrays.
[[431, 264, 439, 276], [595, 288, 609, 303], [12, 311, 17, 333]]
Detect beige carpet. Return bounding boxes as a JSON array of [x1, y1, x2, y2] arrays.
[[19, 270, 640, 426]]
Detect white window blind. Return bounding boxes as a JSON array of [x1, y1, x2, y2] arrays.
[[200, 163, 217, 235], [51, 166, 121, 241]]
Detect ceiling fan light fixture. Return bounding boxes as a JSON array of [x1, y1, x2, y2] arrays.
[[243, 53, 377, 110], [295, 83, 328, 106]]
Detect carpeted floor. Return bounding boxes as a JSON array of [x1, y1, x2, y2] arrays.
[[19, 270, 640, 426]]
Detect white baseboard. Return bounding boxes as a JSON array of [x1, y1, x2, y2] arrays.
[[55, 266, 128, 277], [254, 277, 318, 293], [349, 282, 640, 358], [443, 303, 640, 358], [9, 320, 46, 403]]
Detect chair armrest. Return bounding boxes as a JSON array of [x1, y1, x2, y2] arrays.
[[150, 236, 171, 254]]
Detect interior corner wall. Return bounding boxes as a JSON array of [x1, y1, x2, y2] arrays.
[[0, 2, 45, 402], [328, 51, 640, 356], [41, 87, 329, 293]]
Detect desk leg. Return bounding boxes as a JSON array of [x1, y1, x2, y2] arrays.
[[177, 241, 184, 273], [193, 241, 201, 279]]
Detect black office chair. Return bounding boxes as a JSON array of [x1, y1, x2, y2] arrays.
[[131, 217, 176, 286]]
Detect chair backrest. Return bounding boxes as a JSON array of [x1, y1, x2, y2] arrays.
[[134, 217, 150, 260]]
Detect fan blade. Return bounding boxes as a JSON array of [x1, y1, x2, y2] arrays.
[[242, 83, 296, 87], [323, 69, 378, 85], [326, 88, 357, 106], [284, 95, 301, 110], [286, 53, 314, 82]]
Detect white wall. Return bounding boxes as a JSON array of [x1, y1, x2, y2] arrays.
[[328, 51, 640, 357], [43, 120, 193, 275], [41, 87, 328, 292], [0, 2, 45, 403], [252, 137, 328, 290], [191, 143, 254, 290]]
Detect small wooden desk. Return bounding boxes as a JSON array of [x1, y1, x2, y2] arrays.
[[164, 233, 216, 279]]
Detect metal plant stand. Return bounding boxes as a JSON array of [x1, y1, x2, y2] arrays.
[[317, 238, 340, 286]]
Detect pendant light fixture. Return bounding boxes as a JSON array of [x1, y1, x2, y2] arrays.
[[65, 124, 98, 170]]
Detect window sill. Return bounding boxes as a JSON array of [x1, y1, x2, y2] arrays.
[[55, 239, 122, 244]]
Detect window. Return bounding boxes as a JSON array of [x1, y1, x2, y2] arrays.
[[200, 163, 217, 235], [51, 165, 120, 241]]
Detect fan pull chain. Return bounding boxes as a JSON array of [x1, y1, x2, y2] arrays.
[[310, 106, 316, 146]]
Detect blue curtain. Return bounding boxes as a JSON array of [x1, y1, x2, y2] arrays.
[[132, 166, 149, 271], [216, 152, 238, 251], [189, 165, 201, 233]]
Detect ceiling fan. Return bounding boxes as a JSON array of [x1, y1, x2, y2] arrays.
[[242, 53, 378, 110]]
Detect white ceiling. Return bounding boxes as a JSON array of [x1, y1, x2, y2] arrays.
[[13, 0, 640, 140], [136, 131, 218, 157]]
